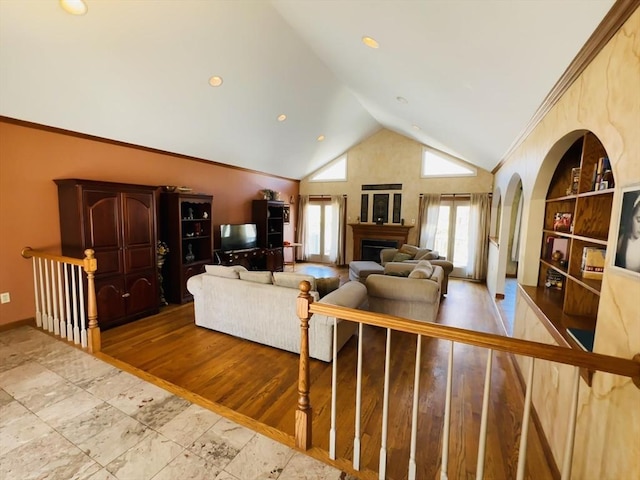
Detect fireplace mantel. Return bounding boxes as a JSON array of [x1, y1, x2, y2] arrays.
[[350, 223, 414, 261]]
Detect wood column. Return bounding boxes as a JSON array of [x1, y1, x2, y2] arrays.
[[83, 249, 100, 353]]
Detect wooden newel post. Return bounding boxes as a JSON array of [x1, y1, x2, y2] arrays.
[[83, 249, 100, 353], [295, 280, 314, 450]]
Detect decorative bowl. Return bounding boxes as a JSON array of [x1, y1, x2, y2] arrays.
[[163, 185, 177, 192]]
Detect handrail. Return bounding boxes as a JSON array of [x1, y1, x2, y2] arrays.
[[307, 301, 640, 385], [21, 246, 100, 353]]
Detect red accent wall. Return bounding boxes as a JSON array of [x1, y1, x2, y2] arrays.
[[0, 119, 299, 325]]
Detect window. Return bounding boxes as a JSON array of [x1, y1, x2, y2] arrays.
[[421, 147, 476, 178], [310, 155, 347, 182], [306, 201, 334, 263], [434, 198, 471, 277]]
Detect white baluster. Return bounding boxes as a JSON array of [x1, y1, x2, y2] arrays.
[[37, 258, 46, 329], [353, 322, 364, 471], [440, 341, 454, 480], [57, 261, 66, 338], [516, 357, 535, 480], [44, 259, 53, 331], [379, 328, 392, 480], [32, 258, 42, 328], [64, 263, 73, 342], [476, 349, 493, 480], [329, 317, 338, 460], [408, 335, 422, 480], [71, 265, 80, 345], [561, 367, 581, 479], [78, 264, 87, 348], [52, 261, 60, 336]]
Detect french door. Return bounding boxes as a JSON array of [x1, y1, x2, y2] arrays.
[[307, 200, 334, 263], [433, 198, 470, 277]]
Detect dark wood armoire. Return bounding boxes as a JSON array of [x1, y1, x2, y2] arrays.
[[55, 179, 159, 329]]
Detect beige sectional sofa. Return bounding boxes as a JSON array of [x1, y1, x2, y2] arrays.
[[366, 261, 443, 323], [380, 245, 454, 294], [187, 265, 367, 362]]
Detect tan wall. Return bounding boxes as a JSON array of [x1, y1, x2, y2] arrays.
[[0, 120, 299, 326], [300, 128, 494, 263], [493, 9, 640, 478]]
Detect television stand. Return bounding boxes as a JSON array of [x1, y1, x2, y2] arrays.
[[215, 247, 283, 272]]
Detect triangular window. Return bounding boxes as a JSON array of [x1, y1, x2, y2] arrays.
[[310, 154, 347, 182], [421, 147, 476, 177]]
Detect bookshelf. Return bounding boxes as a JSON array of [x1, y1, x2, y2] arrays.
[[532, 132, 614, 372]]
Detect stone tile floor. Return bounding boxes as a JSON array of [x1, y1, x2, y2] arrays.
[[0, 326, 348, 480]]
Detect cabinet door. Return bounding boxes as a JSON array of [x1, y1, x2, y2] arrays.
[[83, 190, 122, 276], [95, 276, 126, 328], [266, 248, 284, 272], [125, 272, 157, 316], [122, 192, 156, 274]]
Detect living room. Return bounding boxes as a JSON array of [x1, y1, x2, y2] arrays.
[[1, 2, 639, 479]]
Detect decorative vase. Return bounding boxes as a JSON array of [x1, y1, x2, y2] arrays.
[[551, 250, 563, 262]]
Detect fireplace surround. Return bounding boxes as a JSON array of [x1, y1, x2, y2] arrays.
[[350, 224, 413, 261]]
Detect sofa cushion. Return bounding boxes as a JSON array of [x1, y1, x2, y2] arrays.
[[409, 260, 434, 279], [272, 272, 317, 291], [399, 244, 419, 257], [392, 252, 413, 262], [239, 270, 273, 284], [204, 265, 247, 279], [316, 277, 340, 298]]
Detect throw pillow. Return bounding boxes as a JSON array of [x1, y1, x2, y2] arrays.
[[272, 272, 317, 291], [385, 270, 410, 277], [204, 265, 243, 279], [416, 250, 439, 261], [316, 277, 340, 298], [392, 252, 413, 262], [239, 270, 273, 284], [399, 244, 419, 257], [409, 265, 434, 279]]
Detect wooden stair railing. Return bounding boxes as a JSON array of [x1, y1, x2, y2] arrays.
[[22, 247, 100, 353], [296, 281, 640, 480]]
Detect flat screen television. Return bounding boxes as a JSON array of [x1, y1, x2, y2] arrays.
[[220, 223, 258, 251]]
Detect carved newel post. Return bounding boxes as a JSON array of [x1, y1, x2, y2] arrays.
[[295, 280, 314, 450], [83, 249, 100, 353]]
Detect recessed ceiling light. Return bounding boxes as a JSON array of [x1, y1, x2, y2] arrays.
[[208, 76, 223, 87], [317, 135, 325, 142], [277, 114, 287, 122], [60, 0, 87, 15], [362, 36, 379, 49], [396, 96, 408, 104], [412, 125, 421, 131]]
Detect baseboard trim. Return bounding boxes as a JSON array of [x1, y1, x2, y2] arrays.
[[509, 352, 561, 480], [495, 293, 505, 299], [0, 317, 36, 332]]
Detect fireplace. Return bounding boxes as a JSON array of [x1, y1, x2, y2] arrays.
[[350, 224, 413, 261], [361, 239, 399, 262]]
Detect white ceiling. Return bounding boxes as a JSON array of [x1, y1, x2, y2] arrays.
[[0, 0, 614, 179]]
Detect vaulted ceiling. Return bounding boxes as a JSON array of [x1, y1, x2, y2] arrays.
[[0, 1, 615, 179]]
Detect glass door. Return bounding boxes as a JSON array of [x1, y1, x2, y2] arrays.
[[434, 198, 470, 277], [307, 200, 334, 263]]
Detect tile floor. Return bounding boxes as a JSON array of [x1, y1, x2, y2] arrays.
[[0, 326, 348, 480]]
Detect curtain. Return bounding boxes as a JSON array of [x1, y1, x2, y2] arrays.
[[467, 193, 491, 280], [329, 195, 346, 264], [417, 194, 441, 249], [511, 189, 523, 262], [297, 195, 309, 261]]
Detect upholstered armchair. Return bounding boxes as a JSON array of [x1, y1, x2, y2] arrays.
[[380, 245, 454, 294]]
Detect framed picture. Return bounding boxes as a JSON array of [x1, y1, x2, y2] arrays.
[[553, 212, 572, 232], [612, 184, 640, 276], [283, 204, 290, 224], [373, 193, 389, 224]]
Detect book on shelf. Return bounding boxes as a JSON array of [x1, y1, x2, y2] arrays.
[[592, 157, 612, 191], [570, 167, 580, 194], [544, 269, 564, 289], [553, 212, 572, 232], [581, 247, 606, 279]]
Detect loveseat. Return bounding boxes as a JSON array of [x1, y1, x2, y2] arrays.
[[366, 261, 444, 323], [380, 244, 454, 294], [186, 265, 367, 362]]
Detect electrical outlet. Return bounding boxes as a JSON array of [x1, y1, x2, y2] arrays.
[[411, 218, 415, 225], [0, 292, 10, 304]]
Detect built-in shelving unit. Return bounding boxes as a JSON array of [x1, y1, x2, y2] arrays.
[[160, 193, 213, 303], [529, 132, 615, 370], [252, 200, 284, 272]]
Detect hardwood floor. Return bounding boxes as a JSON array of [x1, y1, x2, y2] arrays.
[[100, 267, 554, 480]]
